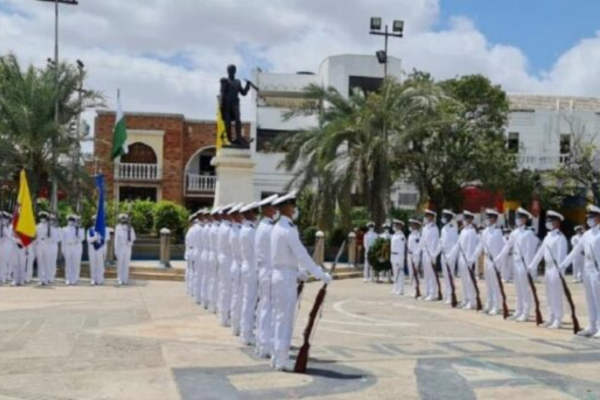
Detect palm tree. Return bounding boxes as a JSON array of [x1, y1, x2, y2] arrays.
[[279, 77, 443, 228], [0, 53, 103, 206]]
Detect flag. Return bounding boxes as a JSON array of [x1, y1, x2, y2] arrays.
[[110, 89, 128, 160], [12, 170, 36, 247], [93, 174, 106, 250], [216, 104, 229, 149]]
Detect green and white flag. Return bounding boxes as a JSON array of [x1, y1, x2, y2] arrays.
[[111, 89, 128, 160]]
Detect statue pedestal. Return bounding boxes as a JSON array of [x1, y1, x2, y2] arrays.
[[211, 147, 255, 206]]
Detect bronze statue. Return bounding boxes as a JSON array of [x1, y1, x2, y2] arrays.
[[219, 64, 256, 147]]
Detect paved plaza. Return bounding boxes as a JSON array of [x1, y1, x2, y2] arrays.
[[0, 276, 599, 400]]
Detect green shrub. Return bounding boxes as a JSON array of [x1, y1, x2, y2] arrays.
[[131, 200, 156, 234], [154, 201, 189, 240], [302, 226, 319, 246], [327, 226, 347, 247]]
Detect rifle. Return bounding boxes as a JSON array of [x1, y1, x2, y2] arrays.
[[549, 250, 580, 334], [296, 238, 324, 303], [483, 242, 509, 319], [442, 252, 458, 308], [294, 241, 346, 374], [459, 243, 483, 311], [425, 246, 442, 301], [517, 243, 543, 326], [410, 251, 422, 299]]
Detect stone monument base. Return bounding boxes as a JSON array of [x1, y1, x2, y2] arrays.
[[211, 147, 255, 206]]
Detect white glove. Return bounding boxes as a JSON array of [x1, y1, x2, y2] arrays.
[[322, 272, 333, 284], [297, 269, 309, 282]]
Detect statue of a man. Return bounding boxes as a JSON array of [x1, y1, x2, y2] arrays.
[[219, 64, 253, 146]]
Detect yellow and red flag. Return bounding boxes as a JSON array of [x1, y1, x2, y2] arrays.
[[12, 170, 36, 247], [216, 105, 229, 150]]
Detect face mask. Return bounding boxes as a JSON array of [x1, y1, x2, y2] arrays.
[[41, 218, 48, 223], [484, 218, 492, 227], [408, 227, 414, 232], [515, 218, 524, 227], [587, 218, 597, 228], [545, 221, 554, 230], [441, 217, 448, 225], [273, 211, 280, 221], [68, 221, 75, 227], [292, 208, 300, 221]]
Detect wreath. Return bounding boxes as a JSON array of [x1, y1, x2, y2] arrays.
[[367, 238, 392, 272]]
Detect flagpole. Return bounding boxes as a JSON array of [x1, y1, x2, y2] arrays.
[[114, 88, 120, 226]]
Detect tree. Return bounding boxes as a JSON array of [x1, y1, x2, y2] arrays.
[[0, 53, 103, 201]]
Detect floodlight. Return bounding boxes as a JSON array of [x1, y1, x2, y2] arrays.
[[370, 17, 382, 31]]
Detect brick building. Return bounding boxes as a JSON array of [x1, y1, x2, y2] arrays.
[[94, 111, 249, 209]]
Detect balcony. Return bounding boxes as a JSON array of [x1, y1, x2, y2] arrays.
[[115, 163, 162, 181], [185, 173, 216, 197], [516, 154, 570, 171]]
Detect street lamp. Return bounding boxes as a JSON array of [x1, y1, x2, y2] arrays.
[[369, 17, 404, 77], [35, 0, 79, 214]]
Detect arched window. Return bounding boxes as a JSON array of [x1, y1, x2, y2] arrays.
[[121, 142, 157, 164]]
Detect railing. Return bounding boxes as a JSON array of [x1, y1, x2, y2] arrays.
[[516, 154, 571, 171], [186, 174, 216, 194], [115, 163, 162, 180]]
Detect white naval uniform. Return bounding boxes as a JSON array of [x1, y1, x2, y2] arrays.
[[255, 217, 275, 357], [115, 223, 136, 284], [407, 229, 422, 296], [184, 222, 199, 297], [496, 226, 537, 320], [25, 242, 35, 283], [201, 222, 216, 310], [502, 235, 514, 282], [363, 229, 378, 281], [207, 222, 221, 312], [87, 227, 109, 285], [0, 221, 13, 283], [48, 224, 60, 283], [472, 224, 505, 314], [270, 215, 329, 370], [570, 233, 584, 282], [437, 223, 458, 304], [61, 224, 85, 284], [230, 222, 244, 335], [449, 224, 479, 308], [529, 229, 568, 326], [239, 220, 258, 345], [561, 225, 600, 335], [11, 235, 27, 286], [35, 221, 53, 285], [193, 223, 205, 305], [419, 221, 440, 301], [217, 221, 234, 326], [529, 233, 542, 281], [390, 229, 406, 295]]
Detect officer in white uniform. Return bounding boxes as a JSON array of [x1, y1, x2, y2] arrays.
[[561, 205, 600, 337], [201, 210, 216, 310], [229, 203, 245, 336], [501, 228, 514, 282], [87, 216, 109, 286], [495, 208, 537, 322], [363, 222, 378, 282], [528, 210, 568, 329], [390, 219, 406, 295], [0, 212, 13, 284], [270, 192, 332, 371], [114, 214, 136, 286], [217, 204, 235, 326], [61, 215, 85, 285], [239, 202, 260, 345], [185, 212, 199, 297], [406, 219, 422, 297], [437, 210, 458, 305], [571, 225, 584, 283], [449, 211, 479, 309], [207, 207, 222, 313], [420, 209, 441, 301], [193, 211, 208, 305], [471, 209, 505, 315], [35, 211, 53, 286], [255, 194, 279, 358], [48, 213, 60, 283]]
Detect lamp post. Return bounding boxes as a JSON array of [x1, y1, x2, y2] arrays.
[[369, 17, 404, 221], [35, 0, 79, 213]]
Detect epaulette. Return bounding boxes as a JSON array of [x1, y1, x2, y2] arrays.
[[288, 221, 295, 228]]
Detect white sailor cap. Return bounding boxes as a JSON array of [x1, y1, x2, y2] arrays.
[[516, 207, 533, 219], [38, 211, 49, 218], [392, 219, 405, 226], [367, 221, 375, 227], [210, 206, 221, 216], [220, 203, 236, 214], [241, 201, 260, 213], [462, 210, 475, 219], [485, 209, 500, 217], [227, 203, 245, 215], [2, 211, 12, 219], [546, 210, 564, 221], [424, 209, 437, 217], [382, 221, 391, 228], [118, 213, 129, 220], [408, 218, 422, 225], [442, 209, 455, 217], [259, 194, 279, 207], [574, 225, 584, 232], [67, 214, 77, 221], [586, 205, 600, 215], [272, 191, 297, 206]]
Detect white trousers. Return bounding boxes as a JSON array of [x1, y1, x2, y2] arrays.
[[207, 254, 219, 313], [36, 243, 52, 284], [64, 244, 82, 284], [484, 260, 502, 312], [422, 255, 438, 299], [193, 250, 203, 305], [582, 267, 600, 330], [240, 261, 259, 344], [88, 246, 105, 284], [544, 267, 564, 324], [502, 256, 514, 282], [458, 259, 475, 306], [441, 255, 454, 302], [408, 256, 419, 296], [48, 244, 58, 282], [230, 259, 243, 335], [513, 260, 532, 318], [271, 267, 298, 369], [185, 249, 194, 296], [256, 264, 273, 356], [116, 246, 132, 283], [0, 241, 10, 283], [217, 256, 233, 326], [572, 255, 584, 282], [363, 248, 371, 280], [25, 248, 35, 282], [391, 256, 404, 295], [12, 246, 26, 285], [201, 251, 212, 309]]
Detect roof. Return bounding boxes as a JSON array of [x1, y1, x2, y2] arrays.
[[508, 94, 600, 112]]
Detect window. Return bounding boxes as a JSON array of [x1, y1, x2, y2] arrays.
[[507, 132, 519, 153], [257, 129, 294, 153], [119, 186, 157, 202], [348, 76, 384, 97], [560, 134, 571, 155], [121, 142, 157, 164]]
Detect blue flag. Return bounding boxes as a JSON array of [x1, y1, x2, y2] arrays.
[[93, 174, 106, 250]]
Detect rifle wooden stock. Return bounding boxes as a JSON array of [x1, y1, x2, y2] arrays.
[[412, 258, 421, 299], [432, 257, 443, 301], [559, 272, 581, 334], [444, 260, 458, 308], [467, 266, 483, 311], [527, 272, 544, 326], [494, 268, 510, 319]]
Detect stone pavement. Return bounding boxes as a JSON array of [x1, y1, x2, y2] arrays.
[[0, 276, 599, 400]]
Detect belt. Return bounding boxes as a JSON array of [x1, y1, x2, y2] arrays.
[[392, 252, 399, 255]]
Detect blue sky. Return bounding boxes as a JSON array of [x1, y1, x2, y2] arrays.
[[439, 0, 600, 73]]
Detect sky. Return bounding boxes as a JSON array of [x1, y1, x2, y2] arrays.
[[2, 0, 600, 129]]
